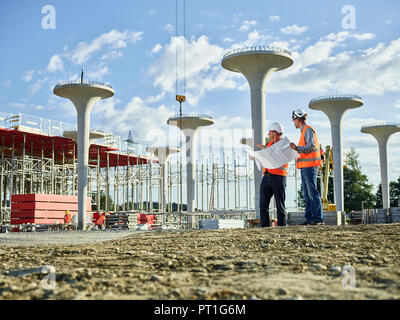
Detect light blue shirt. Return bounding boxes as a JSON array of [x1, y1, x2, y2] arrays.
[[297, 124, 316, 154]]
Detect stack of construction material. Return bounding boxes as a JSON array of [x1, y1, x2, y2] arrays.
[[137, 213, 160, 230], [198, 219, 245, 229], [366, 209, 390, 224], [11, 194, 91, 225], [349, 211, 363, 224], [287, 211, 343, 225], [105, 212, 138, 230], [390, 207, 400, 223]]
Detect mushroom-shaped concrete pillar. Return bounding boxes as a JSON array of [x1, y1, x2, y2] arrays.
[[361, 123, 400, 209], [309, 94, 363, 212], [146, 146, 181, 215], [63, 129, 106, 144], [167, 114, 213, 218], [222, 46, 293, 218], [54, 80, 114, 230]]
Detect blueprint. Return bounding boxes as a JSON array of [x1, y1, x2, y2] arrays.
[[246, 136, 299, 170]]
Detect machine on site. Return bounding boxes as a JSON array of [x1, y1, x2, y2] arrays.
[[319, 145, 337, 212]]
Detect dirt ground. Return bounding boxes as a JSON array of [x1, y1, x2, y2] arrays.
[[0, 223, 399, 300]]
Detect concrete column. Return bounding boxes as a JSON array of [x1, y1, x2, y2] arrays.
[[361, 123, 400, 209], [222, 47, 293, 219]]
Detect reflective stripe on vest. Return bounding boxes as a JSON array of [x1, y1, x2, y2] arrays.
[[262, 141, 288, 176], [297, 125, 322, 169]]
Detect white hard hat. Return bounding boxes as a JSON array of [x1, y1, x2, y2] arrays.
[[292, 108, 307, 120], [268, 122, 284, 134]]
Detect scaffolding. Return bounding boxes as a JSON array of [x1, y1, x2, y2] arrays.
[[0, 112, 304, 228]]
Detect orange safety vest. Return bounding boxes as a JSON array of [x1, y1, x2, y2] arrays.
[[262, 141, 288, 176], [95, 214, 106, 226], [64, 212, 72, 224], [296, 125, 322, 169]]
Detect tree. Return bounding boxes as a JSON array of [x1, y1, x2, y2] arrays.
[[343, 148, 375, 212], [375, 177, 400, 208]]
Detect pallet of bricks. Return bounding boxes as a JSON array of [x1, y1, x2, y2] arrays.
[[137, 213, 160, 230], [105, 212, 138, 230], [11, 194, 92, 231], [105, 212, 159, 230], [349, 211, 363, 224]]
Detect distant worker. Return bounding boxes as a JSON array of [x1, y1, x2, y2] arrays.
[[289, 109, 325, 225], [258, 122, 288, 227], [64, 210, 72, 224], [95, 212, 109, 229]]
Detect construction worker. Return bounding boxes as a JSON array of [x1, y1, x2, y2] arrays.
[[95, 212, 109, 229], [64, 210, 72, 224], [257, 122, 288, 227], [289, 109, 325, 225]]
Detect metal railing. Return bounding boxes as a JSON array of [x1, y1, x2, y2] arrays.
[[309, 94, 363, 104], [168, 114, 213, 120], [54, 80, 113, 90], [0, 111, 152, 157], [223, 46, 292, 59], [361, 122, 400, 130]]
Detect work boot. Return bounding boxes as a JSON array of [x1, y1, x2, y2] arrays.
[[311, 221, 325, 226]]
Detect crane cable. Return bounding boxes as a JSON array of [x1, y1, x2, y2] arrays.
[[175, 0, 186, 116]]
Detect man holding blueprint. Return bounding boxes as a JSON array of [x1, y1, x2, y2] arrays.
[[253, 122, 297, 227]]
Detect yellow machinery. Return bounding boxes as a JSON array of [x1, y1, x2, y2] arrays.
[[319, 145, 337, 212]]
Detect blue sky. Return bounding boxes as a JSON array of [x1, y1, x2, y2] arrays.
[[1, 0, 400, 207]]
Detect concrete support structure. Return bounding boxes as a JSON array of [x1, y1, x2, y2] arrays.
[[222, 46, 293, 218], [54, 80, 114, 230], [146, 146, 181, 214], [309, 94, 363, 212], [361, 123, 400, 209], [167, 115, 213, 221], [63, 130, 106, 144]]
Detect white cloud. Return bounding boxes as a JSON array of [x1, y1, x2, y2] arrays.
[[101, 50, 123, 61], [270, 15, 280, 22], [267, 32, 397, 95], [150, 43, 163, 55], [223, 38, 235, 43], [22, 70, 35, 82], [28, 77, 48, 95], [91, 97, 175, 145], [47, 54, 64, 72], [148, 35, 238, 106], [69, 29, 142, 64], [9, 102, 26, 108], [394, 99, 400, 108], [86, 66, 109, 80], [165, 24, 174, 33], [239, 20, 257, 32], [280, 24, 309, 35]]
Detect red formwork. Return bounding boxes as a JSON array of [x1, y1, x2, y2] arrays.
[[11, 194, 92, 225]]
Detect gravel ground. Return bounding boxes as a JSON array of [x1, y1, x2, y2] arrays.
[[0, 223, 399, 300]]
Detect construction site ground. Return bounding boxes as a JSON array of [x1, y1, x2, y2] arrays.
[[0, 223, 399, 300]]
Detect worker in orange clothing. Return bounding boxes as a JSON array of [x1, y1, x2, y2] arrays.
[[64, 210, 72, 224], [257, 122, 288, 227], [290, 109, 325, 226], [94, 212, 109, 229]]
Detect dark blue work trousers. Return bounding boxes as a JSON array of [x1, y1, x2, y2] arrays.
[[259, 173, 287, 227]]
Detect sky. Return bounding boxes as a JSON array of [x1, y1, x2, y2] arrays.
[[0, 0, 399, 208]]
